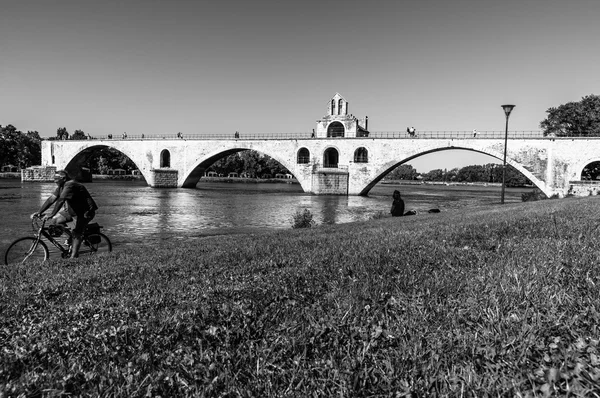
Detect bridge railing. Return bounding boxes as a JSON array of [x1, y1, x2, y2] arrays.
[[46, 131, 600, 141]]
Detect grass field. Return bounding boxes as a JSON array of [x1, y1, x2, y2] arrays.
[[2, 196, 600, 396]]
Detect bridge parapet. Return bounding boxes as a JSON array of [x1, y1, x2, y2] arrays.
[[49, 130, 570, 141]]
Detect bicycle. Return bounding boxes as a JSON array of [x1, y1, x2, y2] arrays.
[[4, 215, 112, 265]]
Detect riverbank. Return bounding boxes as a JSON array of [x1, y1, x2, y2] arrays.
[[0, 172, 299, 185], [381, 179, 536, 188], [0, 172, 20, 179], [2, 196, 599, 395], [201, 176, 299, 184]]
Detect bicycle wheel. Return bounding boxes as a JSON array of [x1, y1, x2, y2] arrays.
[[80, 233, 112, 256], [4, 237, 50, 265]]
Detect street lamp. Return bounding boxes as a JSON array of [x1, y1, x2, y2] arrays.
[[500, 104, 515, 204]]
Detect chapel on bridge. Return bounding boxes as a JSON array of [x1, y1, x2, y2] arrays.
[[315, 93, 369, 138]]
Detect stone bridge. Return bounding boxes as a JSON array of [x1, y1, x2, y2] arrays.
[[40, 135, 600, 197]]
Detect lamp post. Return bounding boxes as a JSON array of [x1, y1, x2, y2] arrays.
[[500, 104, 515, 204]]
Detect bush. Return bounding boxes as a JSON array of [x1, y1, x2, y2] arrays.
[[291, 209, 315, 228], [370, 211, 386, 220], [521, 188, 547, 202]]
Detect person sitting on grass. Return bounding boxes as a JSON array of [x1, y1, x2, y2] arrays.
[[31, 170, 98, 258], [390, 190, 405, 217]]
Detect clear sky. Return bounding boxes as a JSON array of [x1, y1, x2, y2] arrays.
[[2, 0, 599, 172]]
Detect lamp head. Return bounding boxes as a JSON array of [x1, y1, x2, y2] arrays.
[[501, 104, 515, 118]]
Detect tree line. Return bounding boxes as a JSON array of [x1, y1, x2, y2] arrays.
[[386, 164, 532, 187]]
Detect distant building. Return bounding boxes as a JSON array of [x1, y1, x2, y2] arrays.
[[315, 93, 369, 138], [1, 164, 19, 172]]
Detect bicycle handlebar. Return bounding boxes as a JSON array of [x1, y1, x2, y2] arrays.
[[31, 215, 47, 231]]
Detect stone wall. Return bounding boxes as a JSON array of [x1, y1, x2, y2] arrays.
[[568, 181, 600, 197], [312, 170, 349, 195], [151, 168, 178, 188], [21, 166, 56, 182]]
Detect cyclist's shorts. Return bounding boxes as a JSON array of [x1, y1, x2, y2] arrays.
[[57, 210, 73, 221], [73, 214, 94, 238]]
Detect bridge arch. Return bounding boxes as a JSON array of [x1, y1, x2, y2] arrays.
[[61, 144, 151, 184], [181, 146, 305, 190], [356, 146, 550, 197], [575, 158, 600, 180]]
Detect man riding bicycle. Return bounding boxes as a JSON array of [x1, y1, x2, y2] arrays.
[[31, 170, 98, 258]]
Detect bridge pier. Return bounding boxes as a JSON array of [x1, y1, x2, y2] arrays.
[[150, 169, 178, 188], [311, 168, 349, 195]]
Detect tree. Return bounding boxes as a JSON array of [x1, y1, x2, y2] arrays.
[[57, 127, 69, 140], [97, 157, 110, 175], [86, 148, 136, 173], [71, 129, 86, 140], [239, 150, 262, 177], [540, 94, 600, 136], [422, 168, 444, 181], [387, 164, 419, 180], [0, 124, 22, 166], [0, 125, 42, 168], [21, 131, 42, 166], [456, 165, 488, 182]]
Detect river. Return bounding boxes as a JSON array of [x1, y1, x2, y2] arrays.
[[0, 178, 531, 252]]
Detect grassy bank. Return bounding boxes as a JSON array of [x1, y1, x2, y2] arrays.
[[2, 197, 600, 396]]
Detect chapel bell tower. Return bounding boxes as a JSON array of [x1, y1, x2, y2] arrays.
[[315, 93, 369, 138]]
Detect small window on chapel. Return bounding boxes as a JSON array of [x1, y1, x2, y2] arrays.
[[331, 100, 335, 115], [338, 99, 343, 115]]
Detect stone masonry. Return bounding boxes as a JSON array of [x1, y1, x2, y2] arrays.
[[151, 169, 178, 188], [40, 136, 600, 197], [22, 166, 56, 182]]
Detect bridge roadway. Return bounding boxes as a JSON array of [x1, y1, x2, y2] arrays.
[[40, 131, 600, 197]]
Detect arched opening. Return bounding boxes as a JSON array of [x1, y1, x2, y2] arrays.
[[331, 99, 335, 115], [324, 148, 339, 168], [64, 145, 144, 182], [161, 149, 171, 168], [297, 148, 310, 164], [189, 149, 300, 188], [581, 161, 600, 180], [338, 99, 343, 115], [354, 147, 368, 163], [327, 122, 345, 138]]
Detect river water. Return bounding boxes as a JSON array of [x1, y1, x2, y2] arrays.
[[0, 178, 530, 252]]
